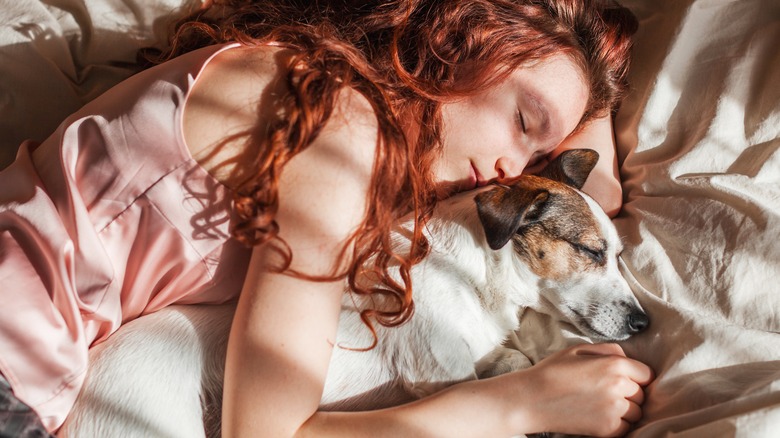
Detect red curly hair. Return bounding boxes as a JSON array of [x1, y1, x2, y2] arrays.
[[148, 0, 637, 340]]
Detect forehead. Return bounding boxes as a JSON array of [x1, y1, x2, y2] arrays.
[[529, 179, 602, 243], [508, 177, 617, 279]]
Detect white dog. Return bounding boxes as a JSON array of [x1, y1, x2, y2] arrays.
[[58, 149, 648, 437]]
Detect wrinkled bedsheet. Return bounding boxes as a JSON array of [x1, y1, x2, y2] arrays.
[[0, 0, 202, 168], [513, 1, 780, 436], [618, 1, 780, 434], [1, 0, 778, 437]]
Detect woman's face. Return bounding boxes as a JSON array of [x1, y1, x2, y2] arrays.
[[434, 53, 589, 196]]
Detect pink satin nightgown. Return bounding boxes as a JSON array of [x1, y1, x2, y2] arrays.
[[0, 43, 251, 432]]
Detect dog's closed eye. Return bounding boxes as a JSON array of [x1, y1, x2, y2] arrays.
[[572, 243, 606, 265]]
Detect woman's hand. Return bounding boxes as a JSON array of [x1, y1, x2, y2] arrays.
[[504, 343, 654, 437]]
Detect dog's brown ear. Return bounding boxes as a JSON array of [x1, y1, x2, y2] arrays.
[[475, 184, 549, 250], [538, 149, 599, 189]]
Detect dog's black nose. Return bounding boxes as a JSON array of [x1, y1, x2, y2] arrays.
[[626, 312, 649, 333]]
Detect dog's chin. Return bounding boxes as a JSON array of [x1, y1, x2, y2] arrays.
[[535, 303, 634, 342], [571, 316, 634, 342]]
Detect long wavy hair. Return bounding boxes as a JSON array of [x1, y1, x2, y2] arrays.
[[148, 0, 637, 342]]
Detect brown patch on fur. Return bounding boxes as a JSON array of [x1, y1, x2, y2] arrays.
[[506, 175, 607, 280]]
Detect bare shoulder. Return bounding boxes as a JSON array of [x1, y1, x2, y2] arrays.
[[183, 44, 379, 190], [268, 62, 380, 274], [183, 45, 291, 185]]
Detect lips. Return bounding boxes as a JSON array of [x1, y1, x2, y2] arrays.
[[471, 163, 487, 189]]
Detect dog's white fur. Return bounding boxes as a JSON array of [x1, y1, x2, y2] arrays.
[[58, 150, 647, 437]]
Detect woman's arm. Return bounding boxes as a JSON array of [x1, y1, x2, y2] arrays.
[[304, 343, 652, 438], [554, 115, 623, 217], [219, 73, 381, 435]]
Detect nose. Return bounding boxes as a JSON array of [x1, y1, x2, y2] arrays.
[[495, 156, 526, 182], [626, 311, 649, 334]]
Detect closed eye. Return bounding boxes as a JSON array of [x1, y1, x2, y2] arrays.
[[574, 243, 606, 264], [517, 109, 526, 133]]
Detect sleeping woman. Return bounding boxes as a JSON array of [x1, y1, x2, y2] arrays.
[[0, 0, 653, 436]]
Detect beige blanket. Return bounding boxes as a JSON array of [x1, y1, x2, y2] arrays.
[[1, 1, 778, 436], [514, 1, 780, 436], [621, 0, 780, 434]]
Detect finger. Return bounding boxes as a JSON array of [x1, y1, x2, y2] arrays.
[[614, 379, 644, 405], [574, 342, 626, 357], [622, 400, 643, 423], [623, 359, 655, 386], [599, 352, 654, 386], [626, 382, 645, 405], [609, 419, 631, 438]]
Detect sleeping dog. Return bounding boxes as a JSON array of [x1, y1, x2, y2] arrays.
[[59, 149, 648, 437]]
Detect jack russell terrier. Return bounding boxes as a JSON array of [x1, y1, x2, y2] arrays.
[[59, 149, 648, 437]]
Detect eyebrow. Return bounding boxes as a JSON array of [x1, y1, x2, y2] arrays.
[[526, 92, 551, 137]]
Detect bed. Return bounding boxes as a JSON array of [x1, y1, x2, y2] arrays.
[[2, 0, 778, 436]]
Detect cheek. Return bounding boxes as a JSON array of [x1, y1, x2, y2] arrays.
[[439, 108, 470, 158], [442, 101, 512, 151]]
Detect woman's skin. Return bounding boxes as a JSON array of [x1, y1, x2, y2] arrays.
[[556, 115, 624, 217], [184, 44, 651, 438]]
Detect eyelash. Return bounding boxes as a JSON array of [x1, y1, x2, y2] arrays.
[[572, 243, 607, 264], [517, 109, 526, 133]]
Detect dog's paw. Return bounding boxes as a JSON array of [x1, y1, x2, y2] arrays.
[[477, 347, 533, 378]]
